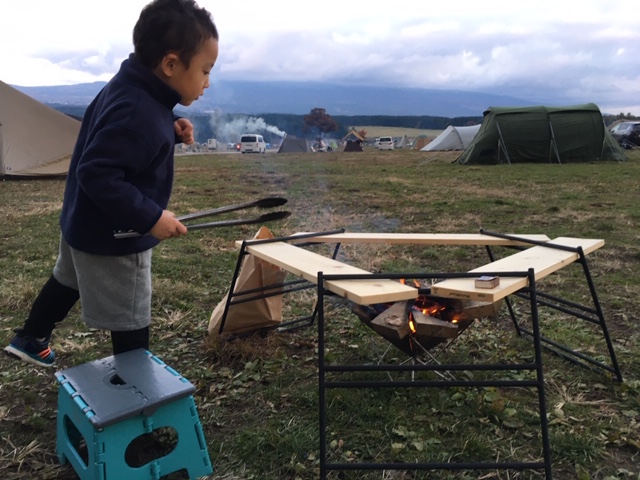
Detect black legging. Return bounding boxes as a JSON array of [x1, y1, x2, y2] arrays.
[[23, 275, 79, 338], [111, 327, 150, 354], [23, 274, 150, 354]]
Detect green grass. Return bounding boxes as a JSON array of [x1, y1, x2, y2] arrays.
[[1, 148, 640, 479]]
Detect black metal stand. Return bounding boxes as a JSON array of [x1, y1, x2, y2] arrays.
[[318, 270, 553, 479], [217, 228, 621, 477], [480, 229, 622, 382]]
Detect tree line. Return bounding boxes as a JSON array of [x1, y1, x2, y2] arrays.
[[52, 102, 638, 146]]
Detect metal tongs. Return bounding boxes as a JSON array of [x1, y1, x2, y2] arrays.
[[114, 196, 290, 239]]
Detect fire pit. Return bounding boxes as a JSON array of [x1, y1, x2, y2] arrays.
[[219, 229, 621, 480], [351, 285, 503, 356]]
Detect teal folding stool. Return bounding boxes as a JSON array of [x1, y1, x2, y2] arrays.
[[55, 349, 213, 480]]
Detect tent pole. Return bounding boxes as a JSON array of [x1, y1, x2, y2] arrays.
[[495, 121, 511, 164], [600, 120, 611, 160], [454, 128, 463, 148], [548, 121, 562, 164]]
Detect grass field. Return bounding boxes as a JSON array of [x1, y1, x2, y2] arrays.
[[1, 147, 640, 480]]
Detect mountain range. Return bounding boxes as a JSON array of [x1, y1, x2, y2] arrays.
[[13, 80, 543, 118]]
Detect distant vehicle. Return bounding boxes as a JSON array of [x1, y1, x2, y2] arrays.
[[207, 138, 219, 150], [377, 136, 394, 150], [610, 122, 640, 149], [240, 134, 266, 154]]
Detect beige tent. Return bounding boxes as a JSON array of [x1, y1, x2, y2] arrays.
[[411, 135, 430, 150], [421, 125, 481, 151], [1, 80, 80, 177]]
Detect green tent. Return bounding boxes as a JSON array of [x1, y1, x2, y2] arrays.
[[456, 103, 626, 164]]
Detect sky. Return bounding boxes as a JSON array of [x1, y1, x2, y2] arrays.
[[1, 0, 639, 115]]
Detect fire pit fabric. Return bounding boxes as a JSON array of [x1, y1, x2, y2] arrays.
[[351, 294, 503, 356]]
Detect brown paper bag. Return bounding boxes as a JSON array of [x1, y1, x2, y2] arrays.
[[208, 226, 287, 338]]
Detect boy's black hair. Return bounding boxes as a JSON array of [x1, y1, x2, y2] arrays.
[[133, 0, 218, 70]]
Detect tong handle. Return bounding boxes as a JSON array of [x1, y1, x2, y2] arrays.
[[114, 210, 290, 238], [177, 196, 287, 222]]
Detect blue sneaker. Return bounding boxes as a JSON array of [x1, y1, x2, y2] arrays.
[[4, 330, 56, 367]]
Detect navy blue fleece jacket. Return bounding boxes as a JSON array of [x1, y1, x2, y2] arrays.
[[60, 54, 182, 255]]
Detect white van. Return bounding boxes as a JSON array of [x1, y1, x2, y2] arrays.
[[377, 136, 394, 150], [240, 134, 266, 154]]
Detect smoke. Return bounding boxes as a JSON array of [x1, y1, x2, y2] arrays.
[[208, 111, 286, 143]]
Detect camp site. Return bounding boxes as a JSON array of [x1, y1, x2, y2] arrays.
[[2, 78, 640, 480]]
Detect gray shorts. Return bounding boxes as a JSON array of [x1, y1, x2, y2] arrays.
[[53, 237, 153, 331]]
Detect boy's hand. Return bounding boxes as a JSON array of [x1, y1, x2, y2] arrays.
[[174, 118, 195, 145], [149, 210, 188, 240]]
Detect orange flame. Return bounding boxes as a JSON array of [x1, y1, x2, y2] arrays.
[[408, 315, 417, 334], [414, 297, 446, 317]]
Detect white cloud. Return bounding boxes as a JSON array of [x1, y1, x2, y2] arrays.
[[1, 0, 640, 114], [332, 32, 372, 46]]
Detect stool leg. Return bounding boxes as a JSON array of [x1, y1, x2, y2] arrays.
[[57, 387, 106, 480], [136, 396, 213, 479]]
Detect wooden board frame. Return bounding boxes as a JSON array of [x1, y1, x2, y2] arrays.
[[235, 232, 604, 305], [430, 237, 604, 302], [243, 241, 417, 305], [287, 232, 551, 246]]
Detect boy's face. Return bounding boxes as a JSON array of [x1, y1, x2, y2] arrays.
[[162, 37, 219, 106]]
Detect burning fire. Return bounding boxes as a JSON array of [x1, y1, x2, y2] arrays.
[[353, 280, 500, 356], [401, 278, 459, 326]]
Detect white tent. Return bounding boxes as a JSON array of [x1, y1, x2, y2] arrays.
[[421, 125, 480, 152], [1, 80, 80, 177]]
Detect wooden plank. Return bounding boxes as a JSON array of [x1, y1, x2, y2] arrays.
[[430, 237, 604, 302], [288, 232, 551, 246], [243, 241, 418, 305]]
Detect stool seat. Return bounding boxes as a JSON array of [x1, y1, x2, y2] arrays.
[[57, 348, 196, 427], [56, 349, 213, 480]]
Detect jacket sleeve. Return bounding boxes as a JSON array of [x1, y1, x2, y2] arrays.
[[173, 113, 182, 144]]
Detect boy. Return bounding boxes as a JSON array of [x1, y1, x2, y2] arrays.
[[4, 0, 219, 367]]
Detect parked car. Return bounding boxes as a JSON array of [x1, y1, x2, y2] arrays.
[[377, 136, 394, 150], [240, 134, 266, 154], [610, 121, 640, 149]]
